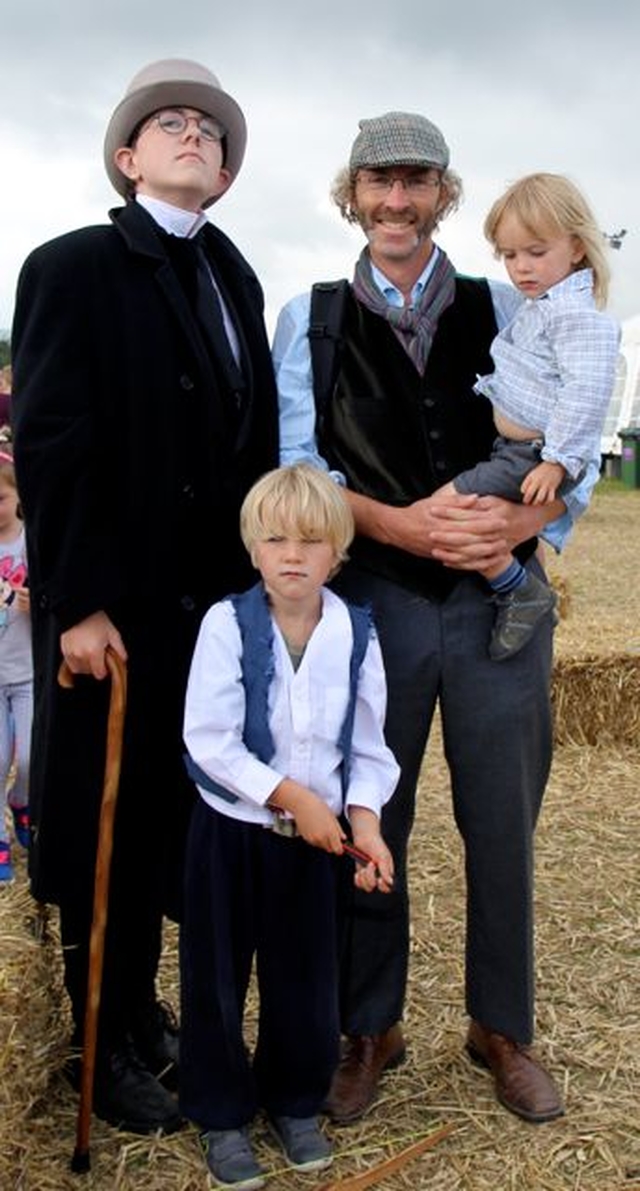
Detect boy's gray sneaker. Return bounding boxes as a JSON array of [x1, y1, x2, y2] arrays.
[[269, 1114, 333, 1171], [201, 1128, 265, 1189], [489, 572, 557, 661]]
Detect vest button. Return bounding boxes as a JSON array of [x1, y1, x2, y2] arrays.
[[179, 374, 195, 390], [423, 396, 436, 409], [429, 428, 441, 441], [434, 459, 447, 472], [180, 595, 196, 612]]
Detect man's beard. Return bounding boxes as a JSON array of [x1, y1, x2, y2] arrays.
[[360, 207, 439, 259]]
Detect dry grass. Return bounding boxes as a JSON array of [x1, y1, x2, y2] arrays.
[[1, 485, 639, 1190]]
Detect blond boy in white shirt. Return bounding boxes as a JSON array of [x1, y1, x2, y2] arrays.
[[181, 463, 399, 1189]]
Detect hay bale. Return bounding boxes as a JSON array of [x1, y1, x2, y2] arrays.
[[0, 879, 68, 1180], [552, 654, 640, 745]]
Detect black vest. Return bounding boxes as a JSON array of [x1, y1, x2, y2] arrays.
[[319, 276, 535, 598]]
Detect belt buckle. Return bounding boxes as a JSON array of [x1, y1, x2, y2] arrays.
[[271, 813, 297, 839]]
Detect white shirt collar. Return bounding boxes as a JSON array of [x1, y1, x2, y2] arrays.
[[135, 194, 208, 239]]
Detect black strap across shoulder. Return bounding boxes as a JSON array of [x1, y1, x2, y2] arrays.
[[308, 279, 349, 427]]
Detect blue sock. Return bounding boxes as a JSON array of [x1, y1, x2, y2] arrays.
[[489, 559, 527, 594]]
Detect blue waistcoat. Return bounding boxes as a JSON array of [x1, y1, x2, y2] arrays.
[[185, 582, 372, 804]]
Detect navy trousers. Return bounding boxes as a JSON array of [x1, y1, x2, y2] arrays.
[[179, 800, 341, 1130], [333, 560, 554, 1045]]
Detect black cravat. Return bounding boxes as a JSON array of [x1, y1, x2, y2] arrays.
[[159, 230, 245, 408], [194, 243, 245, 396]]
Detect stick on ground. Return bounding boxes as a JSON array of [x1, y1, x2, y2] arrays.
[[316, 1122, 455, 1191]]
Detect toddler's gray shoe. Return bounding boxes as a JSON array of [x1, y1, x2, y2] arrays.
[[269, 1113, 333, 1171], [489, 573, 557, 661], [201, 1128, 265, 1189]]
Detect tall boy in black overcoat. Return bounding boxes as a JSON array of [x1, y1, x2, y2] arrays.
[[11, 59, 279, 1133]]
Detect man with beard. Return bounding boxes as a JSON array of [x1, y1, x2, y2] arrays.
[[272, 111, 580, 1126]]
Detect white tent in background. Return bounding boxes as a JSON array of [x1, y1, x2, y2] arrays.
[[601, 314, 640, 457]]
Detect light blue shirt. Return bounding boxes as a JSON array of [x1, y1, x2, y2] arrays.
[[272, 252, 595, 551], [474, 269, 620, 479]]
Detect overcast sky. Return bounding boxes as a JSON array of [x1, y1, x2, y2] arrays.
[[1, 0, 637, 339]]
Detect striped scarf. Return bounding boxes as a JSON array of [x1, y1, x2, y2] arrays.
[[352, 247, 456, 374]]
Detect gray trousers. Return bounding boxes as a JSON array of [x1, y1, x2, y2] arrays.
[[333, 559, 554, 1045], [453, 436, 542, 501]]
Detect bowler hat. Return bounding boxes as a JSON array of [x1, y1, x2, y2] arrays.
[[104, 58, 247, 206]]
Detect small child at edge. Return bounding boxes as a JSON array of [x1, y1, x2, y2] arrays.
[[0, 449, 32, 883]]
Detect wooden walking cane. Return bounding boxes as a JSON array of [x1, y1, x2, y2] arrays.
[[58, 647, 128, 1173]]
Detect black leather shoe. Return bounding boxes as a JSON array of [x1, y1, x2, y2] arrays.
[[130, 1000, 179, 1091], [92, 1037, 183, 1134]]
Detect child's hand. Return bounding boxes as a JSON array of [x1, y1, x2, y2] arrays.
[[348, 805, 395, 893], [293, 795, 346, 854], [350, 833, 394, 893], [268, 779, 345, 854], [14, 584, 30, 613], [520, 460, 566, 505]]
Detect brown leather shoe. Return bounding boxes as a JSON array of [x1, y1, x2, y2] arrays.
[[324, 1025, 406, 1124], [466, 1020, 564, 1123]]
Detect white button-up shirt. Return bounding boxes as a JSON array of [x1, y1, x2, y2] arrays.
[[184, 587, 400, 827]]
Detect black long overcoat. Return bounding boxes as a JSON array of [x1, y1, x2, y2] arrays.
[[11, 201, 279, 916]]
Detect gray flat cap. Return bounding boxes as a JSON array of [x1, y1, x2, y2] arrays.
[[350, 111, 450, 172]]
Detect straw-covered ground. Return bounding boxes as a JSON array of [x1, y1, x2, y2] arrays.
[[1, 484, 639, 1190]]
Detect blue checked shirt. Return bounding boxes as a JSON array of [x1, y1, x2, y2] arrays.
[[474, 269, 620, 479]]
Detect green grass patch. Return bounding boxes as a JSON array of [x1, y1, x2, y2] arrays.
[[595, 475, 636, 496]]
